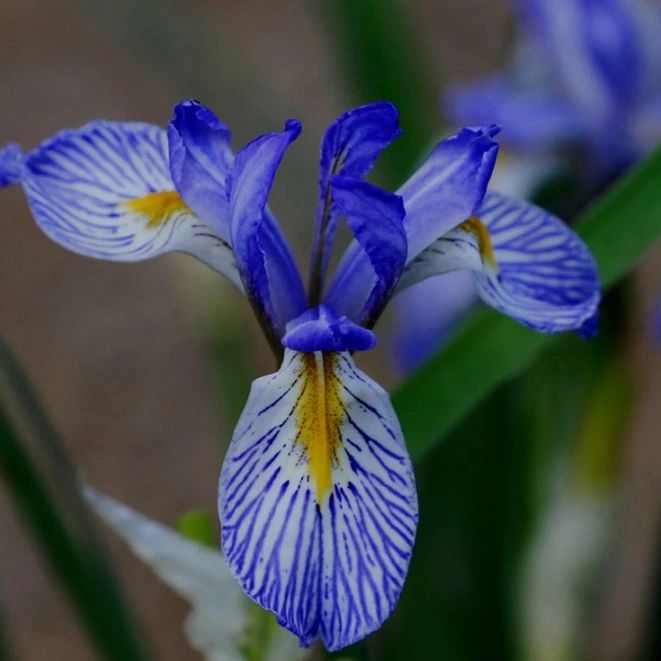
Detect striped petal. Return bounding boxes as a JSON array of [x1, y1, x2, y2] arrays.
[[397, 192, 600, 333], [219, 349, 418, 651], [18, 121, 242, 287]]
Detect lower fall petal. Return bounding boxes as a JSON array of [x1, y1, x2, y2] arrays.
[[17, 121, 242, 288], [218, 349, 418, 651], [396, 192, 601, 333]]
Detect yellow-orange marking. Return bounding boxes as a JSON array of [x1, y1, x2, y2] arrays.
[[460, 215, 497, 267], [121, 190, 189, 228], [295, 352, 345, 503]]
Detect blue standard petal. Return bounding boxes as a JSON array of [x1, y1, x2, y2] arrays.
[[399, 125, 500, 261], [229, 120, 307, 337], [309, 102, 401, 299], [324, 177, 406, 325], [168, 99, 234, 240], [325, 127, 496, 326]]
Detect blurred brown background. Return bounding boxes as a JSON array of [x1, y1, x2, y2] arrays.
[[0, 1, 658, 660]]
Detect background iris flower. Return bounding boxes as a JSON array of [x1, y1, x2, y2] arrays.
[[448, 0, 661, 177], [396, 0, 661, 372], [0, 99, 599, 650]]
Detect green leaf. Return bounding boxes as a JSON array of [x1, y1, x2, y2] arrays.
[[393, 147, 661, 460], [176, 509, 217, 548], [0, 337, 148, 661]]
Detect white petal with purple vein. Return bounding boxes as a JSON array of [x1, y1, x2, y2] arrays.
[[219, 349, 417, 651], [396, 192, 600, 333], [22, 121, 241, 287]]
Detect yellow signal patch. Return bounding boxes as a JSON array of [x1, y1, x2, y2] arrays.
[[460, 215, 497, 268], [295, 352, 345, 504], [121, 190, 189, 228]]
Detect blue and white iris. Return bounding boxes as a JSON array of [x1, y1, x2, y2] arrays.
[[397, 0, 659, 371], [0, 99, 600, 650], [447, 0, 661, 176]]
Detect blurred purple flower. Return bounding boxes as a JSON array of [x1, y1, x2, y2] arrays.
[[448, 0, 661, 176], [396, 0, 661, 372]]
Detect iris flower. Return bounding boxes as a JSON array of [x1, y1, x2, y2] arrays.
[[447, 0, 661, 177], [0, 99, 600, 650], [396, 0, 660, 371]]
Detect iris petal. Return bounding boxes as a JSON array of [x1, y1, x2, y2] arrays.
[[393, 271, 477, 372], [397, 192, 600, 333], [15, 121, 241, 286], [229, 121, 307, 338], [309, 102, 401, 300], [219, 349, 417, 651], [324, 177, 407, 325], [399, 125, 500, 261], [326, 127, 498, 325], [168, 99, 234, 241], [0, 142, 23, 186]]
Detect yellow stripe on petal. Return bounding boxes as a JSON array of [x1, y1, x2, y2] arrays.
[[460, 215, 497, 268], [122, 190, 190, 228], [295, 352, 344, 503]]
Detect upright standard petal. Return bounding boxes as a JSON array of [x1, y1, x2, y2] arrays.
[[399, 125, 500, 261], [14, 121, 241, 286], [325, 127, 497, 325], [219, 350, 418, 651], [168, 99, 234, 241], [229, 122, 307, 338], [397, 192, 600, 333], [323, 177, 407, 325], [309, 102, 401, 301]]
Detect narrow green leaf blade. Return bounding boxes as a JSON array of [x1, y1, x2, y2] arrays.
[[394, 148, 661, 459], [578, 149, 661, 286], [0, 338, 148, 661]]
